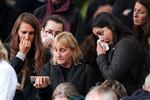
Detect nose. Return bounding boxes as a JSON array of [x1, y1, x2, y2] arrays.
[[134, 11, 138, 18], [24, 33, 30, 40], [56, 51, 61, 57]]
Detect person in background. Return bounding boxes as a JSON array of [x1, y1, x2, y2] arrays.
[[41, 14, 64, 63], [0, 0, 20, 42], [34, 32, 97, 100], [0, 40, 17, 100], [93, 12, 144, 95], [85, 86, 118, 100], [9, 13, 44, 100], [99, 79, 128, 99], [133, 0, 150, 85], [34, 0, 86, 44], [41, 14, 64, 49], [52, 82, 79, 100], [121, 74, 150, 100]]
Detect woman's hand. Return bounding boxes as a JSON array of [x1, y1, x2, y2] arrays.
[[96, 42, 107, 56], [19, 39, 31, 55], [33, 76, 50, 89]]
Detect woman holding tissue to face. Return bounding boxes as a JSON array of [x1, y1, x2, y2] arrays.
[[92, 12, 144, 95]]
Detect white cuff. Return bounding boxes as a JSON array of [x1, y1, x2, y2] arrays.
[[16, 52, 26, 61]]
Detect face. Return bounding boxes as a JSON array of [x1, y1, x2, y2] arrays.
[[53, 44, 73, 67], [44, 20, 63, 37], [93, 27, 113, 44], [18, 22, 34, 42], [133, 2, 148, 26]]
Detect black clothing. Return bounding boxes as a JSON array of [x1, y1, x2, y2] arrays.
[[122, 89, 150, 100], [11, 57, 39, 100], [0, 3, 20, 42], [97, 35, 144, 95], [38, 62, 97, 100]]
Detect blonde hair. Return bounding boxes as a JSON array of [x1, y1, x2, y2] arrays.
[[52, 82, 79, 100], [0, 40, 8, 60], [144, 74, 150, 89], [51, 32, 83, 65], [86, 86, 118, 100], [99, 80, 127, 99]]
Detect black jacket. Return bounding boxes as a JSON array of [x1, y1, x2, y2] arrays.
[[0, 3, 20, 42], [96, 35, 144, 95], [11, 57, 39, 100], [38, 62, 98, 100], [121, 89, 150, 100]]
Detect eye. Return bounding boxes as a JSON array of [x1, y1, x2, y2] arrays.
[[29, 31, 34, 35], [97, 31, 103, 35], [22, 31, 27, 34], [60, 48, 66, 52]]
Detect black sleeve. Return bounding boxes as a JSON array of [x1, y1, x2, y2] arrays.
[[10, 57, 24, 74], [96, 38, 135, 80]]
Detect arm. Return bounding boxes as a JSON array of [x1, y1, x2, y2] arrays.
[[36, 63, 52, 100], [0, 60, 17, 100], [97, 38, 135, 80]]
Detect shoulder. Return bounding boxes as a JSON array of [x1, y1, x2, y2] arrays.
[[34, 5, 46, 18], [0, 60, 17, 76]]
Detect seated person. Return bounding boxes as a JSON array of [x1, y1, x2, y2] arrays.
[[122, 74, 150, 100], [34, 32, 97, 100], [85, 86, 118, 100]]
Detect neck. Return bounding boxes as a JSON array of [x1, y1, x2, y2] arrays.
[[61, 60, 72, 68]]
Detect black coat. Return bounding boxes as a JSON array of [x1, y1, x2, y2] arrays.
[[0, 3, 20, 42], [121, 89, 150, 100], [96, 35, 144, 95], [11, 57, 39, 100], [38, 62, 98, 100]]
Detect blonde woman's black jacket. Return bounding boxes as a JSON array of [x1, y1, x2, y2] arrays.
[[38, 61, 98, 100], [96, 35, 144, 95]]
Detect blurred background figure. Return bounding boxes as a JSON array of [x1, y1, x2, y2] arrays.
[[85, 86, 118, 100], [99, 80, 128, 99], [0, 40, 17, 100], [112, 0, 135, 29], [133, 0, 150, 85], [0, 0, 20, 42], [13, 0, 46, 13], [41, 14, 64, 49], [52, 82, 80, 100], [122, 74, 150, 100], [34, 0, 86, 44]]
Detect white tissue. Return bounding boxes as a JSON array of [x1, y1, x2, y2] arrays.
[[97, 39, 109, 51]]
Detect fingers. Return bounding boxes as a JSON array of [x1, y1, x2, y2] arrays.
[[34, 76, 49, 89], [44, 38, 53, 48], [19, 40, 31, 54]]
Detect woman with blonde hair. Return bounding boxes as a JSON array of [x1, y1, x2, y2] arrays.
[[34, 32, 97, 100], [0, 40, 17, 100]]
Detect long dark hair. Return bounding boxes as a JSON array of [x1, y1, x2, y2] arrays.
[[92, 12, 133, 46], [133, 0, 150, 47]]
